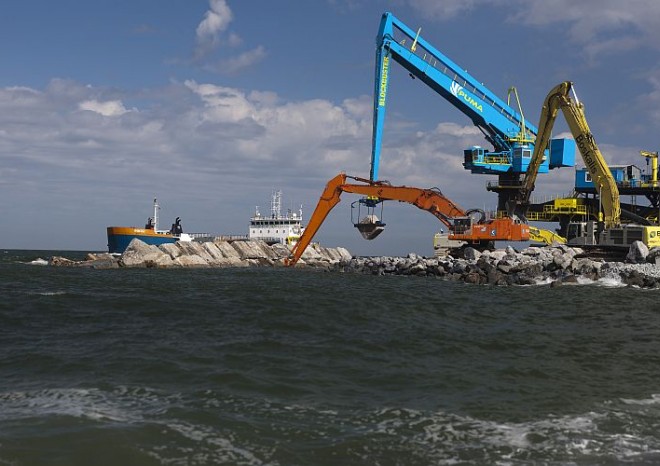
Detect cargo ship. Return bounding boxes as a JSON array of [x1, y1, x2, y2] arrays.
[[107, 199, 192, 253], [248, 190, 304, 247]]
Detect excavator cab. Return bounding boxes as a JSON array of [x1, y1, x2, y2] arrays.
[[451, 217, 472, 235], [352, 197, 386, 240]]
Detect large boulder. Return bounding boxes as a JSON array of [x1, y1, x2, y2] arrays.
[[646, 247, 660, 265], [626, 240, 649, 264], [231, 240, 270, 260], [213, 240, 242, 259], [463, 247, 481, 261], [120, 239, 174, 267]]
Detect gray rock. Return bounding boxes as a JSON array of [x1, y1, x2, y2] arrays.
[[120, 239, 171, 268], [463, 247, 481, 261], [230, 241, 265, 260], [626, 241, 649, 264], [159, 243, 183, 259], [488, 250, 508, 261], [553, 253, 573, 270], [213, 240, 242, 259], [646, 247, 660, 265], [49, 256, 78, 267]]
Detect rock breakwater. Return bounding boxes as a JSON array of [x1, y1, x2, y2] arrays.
[[47, 238, 660, 288], [337, 242, 660, 288], [49, 238, 351, 269]]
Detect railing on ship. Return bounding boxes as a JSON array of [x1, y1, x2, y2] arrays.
[[189, 233, 249, 242]]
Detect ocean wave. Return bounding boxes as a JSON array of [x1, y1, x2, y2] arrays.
[[2, 386, 660, 464], [620, 394, 660, 406], [27, 258, 48, 266], [363, 403, 660, 464], [28, 290, 67, 296], [596, 274, 627, 287], [0, 386, 168, 424]]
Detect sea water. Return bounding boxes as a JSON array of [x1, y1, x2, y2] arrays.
[[2, 250, 660, 465]]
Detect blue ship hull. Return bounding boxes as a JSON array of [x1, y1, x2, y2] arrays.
[[107, 227, 177, 254]]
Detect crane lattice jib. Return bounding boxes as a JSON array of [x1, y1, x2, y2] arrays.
[[370, 12, 537, 181]]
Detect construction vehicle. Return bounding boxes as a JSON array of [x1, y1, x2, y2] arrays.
[[286, 12, 555, 265], [285, 173, 529, 266], [370, 12, 574, 212], [528, 226, 566, 245], [509, 81, 660, 249]]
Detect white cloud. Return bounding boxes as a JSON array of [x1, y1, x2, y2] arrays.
[[637, 71, 660, 126], [407, 0, 660, 58], [0, 76, 631, 252], [407, 0, 485, 19], [218, 46, 267, 74], [78, 99, 132, 117], [195, 0, 233, 57], [192, 0, 265, 72]]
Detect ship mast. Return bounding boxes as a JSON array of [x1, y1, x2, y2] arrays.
[[271, 190, 282, 219], [153, 198, 160, 231]]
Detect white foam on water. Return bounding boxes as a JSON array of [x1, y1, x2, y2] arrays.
[[27, 258, 48, 266], [6, 386, 660, 464], [157, 421, 265, 466], [30, 291, 67, 296], [596, 274, 626, 287], [0, 386, 168, 424], [576, 276, 595, 285], [620, 393, 660, 406], [359, 404, 660, 464], [533, 277, 554, 286]]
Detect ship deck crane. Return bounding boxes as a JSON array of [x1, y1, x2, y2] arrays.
[[640, 150, 659, 187], [285, 173, 529, 267]]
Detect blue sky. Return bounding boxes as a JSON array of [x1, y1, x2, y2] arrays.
[[2, 0, 660, 255]]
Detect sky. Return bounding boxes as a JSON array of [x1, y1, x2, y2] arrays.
[[2, 0, 660, 255]]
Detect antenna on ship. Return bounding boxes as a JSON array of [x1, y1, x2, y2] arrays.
[[271, 190, 282, 219]]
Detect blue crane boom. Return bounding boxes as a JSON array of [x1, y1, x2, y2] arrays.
[[370, 12, 573, 201]]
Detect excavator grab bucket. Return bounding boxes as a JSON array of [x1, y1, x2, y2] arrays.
[[355, 215, 386, 240]]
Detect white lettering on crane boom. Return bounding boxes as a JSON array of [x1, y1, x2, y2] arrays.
[[450, 81, 483, 113]]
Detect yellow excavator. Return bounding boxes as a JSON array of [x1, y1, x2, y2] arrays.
[[529, 226, 566, 245], [511, 81, 660, 249]]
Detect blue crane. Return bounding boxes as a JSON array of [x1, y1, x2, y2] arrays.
[[370, 12, 574, 210]]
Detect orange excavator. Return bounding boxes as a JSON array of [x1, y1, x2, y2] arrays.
[[285, 173, 529, 266]]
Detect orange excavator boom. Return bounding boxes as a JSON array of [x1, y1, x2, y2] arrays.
[[285, 173, 529, 266]]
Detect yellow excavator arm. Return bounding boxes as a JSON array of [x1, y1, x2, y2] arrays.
[[517, 81, 620, 228], [528, 226, 567, 245]]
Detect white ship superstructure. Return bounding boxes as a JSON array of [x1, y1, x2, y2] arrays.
[[249, 190, 304, 247]]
